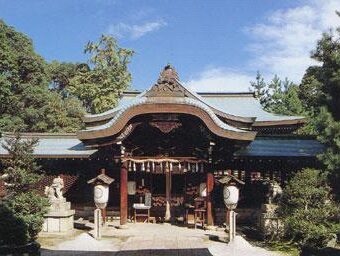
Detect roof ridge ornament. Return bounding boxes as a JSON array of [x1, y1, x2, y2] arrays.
[[145, 65, 188, 97], [160, 64, 179, 81]]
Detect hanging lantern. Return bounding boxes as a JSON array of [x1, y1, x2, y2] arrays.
[[152, 161, 155, 172], [178, 162, 182, 171], [128, 181, 136, 195], [128, 161, 132, 172], [141, 162, 145, 172], [196, 163, 199, 173], [133, 162, 136, 172], [170, 162, 173, 172], [146, 162, 150, 173], [188, 163, 191, 172]]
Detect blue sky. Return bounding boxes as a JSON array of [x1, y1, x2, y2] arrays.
[[0, 0, 339, 91]]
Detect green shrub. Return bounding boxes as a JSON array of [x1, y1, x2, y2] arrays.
[[0, 192, 49, 246], [0, 135, 50, 246], [0, 203, 28, 246], [279, 168, 340, 249]]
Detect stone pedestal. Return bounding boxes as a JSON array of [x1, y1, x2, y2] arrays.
[[258, 204, 284, 239], [43, 198, 75, 233]]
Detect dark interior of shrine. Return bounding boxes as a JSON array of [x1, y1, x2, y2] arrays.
[[21, 112, 320, 225]]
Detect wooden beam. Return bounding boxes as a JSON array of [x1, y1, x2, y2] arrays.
[[120, 161, 128, 225]]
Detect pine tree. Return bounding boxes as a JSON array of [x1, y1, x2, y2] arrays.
[[250, 74, 304, 116], [1, 134, 41, 192], [0, 135, 49, 245], [279, 168, 339, 248], [299, 26, 340, 199], [250, 71, 267, 106]]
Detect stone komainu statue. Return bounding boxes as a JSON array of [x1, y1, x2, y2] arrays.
[[44, 175, 65, 201], [266, 180, 283, 204]]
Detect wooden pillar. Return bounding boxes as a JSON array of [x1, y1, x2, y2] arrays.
[[120, 161, 128, 226], [206, 172, 214, 226], [165, 162, 171, 221], [102, 208, 106, 224]]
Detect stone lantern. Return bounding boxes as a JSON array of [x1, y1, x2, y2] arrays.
[[87, 169, 114, 224], [218, 174, 244, 242]]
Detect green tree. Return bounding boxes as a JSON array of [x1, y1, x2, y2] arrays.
[[47, 61, 79, 93], [1, 135, 40, 191], [250, 74, 304, 116], [299, 66, 325, 114], [279, 168, 339, 249], [299, 26, 340, 198], [0, 135, 49, 245], [250, 71, 267, 106], [0, 20, 85, 133], [68, 35, 134, 114]]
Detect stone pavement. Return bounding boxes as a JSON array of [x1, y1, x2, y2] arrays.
[[39, 222, 282, 256]]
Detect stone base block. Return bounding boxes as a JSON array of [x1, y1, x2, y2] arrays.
[[43, 210, 75, 233], [258, 204, 284, 239], [43, 198, 75, 233]]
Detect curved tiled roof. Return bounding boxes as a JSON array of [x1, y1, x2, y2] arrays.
[[83, 90, 305, 126], [79, 65, 305, 142], [87, 97, 242, 132], [78, 96, 256, 141]]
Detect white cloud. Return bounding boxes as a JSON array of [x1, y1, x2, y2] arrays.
[[184, 68, 254, 92], [107, 20, 167, 39], [186, 0, 340, 92], [245, 0, 340, 81]]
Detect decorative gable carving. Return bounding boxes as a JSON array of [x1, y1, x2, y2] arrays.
[[149, 121, 182, 133], [145, 65, 189, 97]]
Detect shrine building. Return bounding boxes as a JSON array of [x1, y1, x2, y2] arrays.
[[0, 65, 324, 226]]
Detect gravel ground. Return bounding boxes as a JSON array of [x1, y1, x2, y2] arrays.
[[40, 223, 283, 256], [208, 236, 282, 256]]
